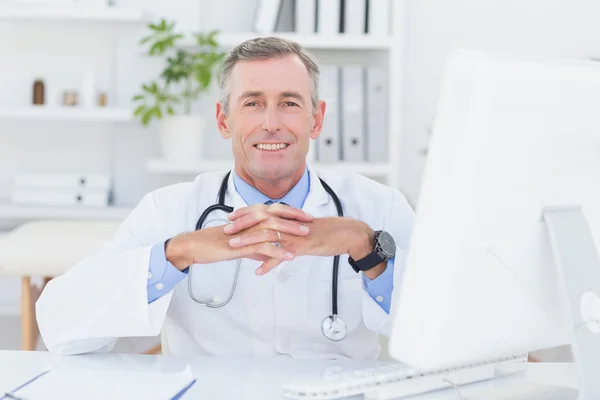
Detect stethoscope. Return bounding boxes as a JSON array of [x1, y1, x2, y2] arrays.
[[188, 171, 348, 341]]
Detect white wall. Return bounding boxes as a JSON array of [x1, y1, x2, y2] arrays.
[[401, 0, 600, 207]]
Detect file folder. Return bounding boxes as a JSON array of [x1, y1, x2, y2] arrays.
[[295, 0, 317, 33], [317, 0, 341, 34], [341, 65, 366, 162], [316, 66, 342, 162], [344, 0, 367, 34], [367, 0, 390, 35], [365, 66, 389, 162]]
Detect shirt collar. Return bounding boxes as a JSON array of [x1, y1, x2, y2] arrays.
[[232, 167, 311, 209]]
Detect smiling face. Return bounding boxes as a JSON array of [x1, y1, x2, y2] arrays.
[[217, 54, 325, 187]]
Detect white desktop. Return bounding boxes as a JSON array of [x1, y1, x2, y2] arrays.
[[284, 50, 600, 399]]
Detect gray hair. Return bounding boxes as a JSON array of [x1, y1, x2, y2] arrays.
[[219, 36, 320, 115]]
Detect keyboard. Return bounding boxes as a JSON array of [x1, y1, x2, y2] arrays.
[[281, 354, 528, 400]]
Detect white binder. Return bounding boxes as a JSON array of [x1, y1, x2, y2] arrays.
[[367, 0, 390, 35], [253, 0, 282, 33], [365, 66, 388, 161], [13, 173, 111, 190], [341, 65, 366, 162], [316, 66, 341, 163], [317, 0, 341, 34], [11, 187, 110, 207], [275, 0, 295, 32], [344, 0, 367, 34], [295, 0, 316, 34]]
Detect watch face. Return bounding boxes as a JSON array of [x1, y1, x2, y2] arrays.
[[377, 231, 396, 258]]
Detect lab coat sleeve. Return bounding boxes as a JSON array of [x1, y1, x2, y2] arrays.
[[36, 193, 174, 355], [362, 189, 415, 336]]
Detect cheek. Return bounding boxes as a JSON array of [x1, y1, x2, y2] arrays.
[[281, 113, 313, 134]]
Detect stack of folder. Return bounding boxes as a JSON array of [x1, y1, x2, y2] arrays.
[[10, 173, 111, 208]]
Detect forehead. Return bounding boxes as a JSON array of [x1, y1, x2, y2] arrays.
[[229, 55, 312, 96]]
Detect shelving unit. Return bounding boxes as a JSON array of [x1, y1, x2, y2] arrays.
[[0, 4, 146, 22], [147, 158, 391, 177], [180, 32, 394, 50], [0, 107, 133, 122], [0, 204, 132, 221]]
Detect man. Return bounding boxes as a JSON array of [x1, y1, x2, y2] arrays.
[[36, 37, 415, 360]]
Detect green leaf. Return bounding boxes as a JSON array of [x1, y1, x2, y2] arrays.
[[139, 35, 154, 45], [132, 94, 145, 102], [167, 106, 175, 116], [133, 104, 146, 117], [141, 109, 153, 126], [154, 106, 163, 119]]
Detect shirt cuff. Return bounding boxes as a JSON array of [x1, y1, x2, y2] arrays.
[[147, 240, 188, 304], [362, 257, 395, 314]]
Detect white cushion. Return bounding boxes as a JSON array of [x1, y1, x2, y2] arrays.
[[0, 220, 121, 277]]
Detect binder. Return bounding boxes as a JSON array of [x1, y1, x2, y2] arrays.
[[343, 0, 367, 34], [11, 187, 110, 207], [253, 0, 282, 33], [365, 66, 389, 162], [316, 66, 341, 163], [341, 65, 366, 162], [316, 0, 341, 35], [13, 173, 111, 190], [367, 0, 390, 35], [295, 0, 317, 34], [275, 0, 295, 32]]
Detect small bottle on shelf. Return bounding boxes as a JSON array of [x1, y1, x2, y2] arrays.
[[32, 78, 45, 106]]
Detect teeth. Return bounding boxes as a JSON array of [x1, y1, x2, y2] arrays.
[[255, 143, 288, 151]]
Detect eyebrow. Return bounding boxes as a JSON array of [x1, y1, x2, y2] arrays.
[[238, 90, 306, 104]]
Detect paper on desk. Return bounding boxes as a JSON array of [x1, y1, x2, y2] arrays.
[[14, 367, 196, 400], [0, 367, 49, 398]]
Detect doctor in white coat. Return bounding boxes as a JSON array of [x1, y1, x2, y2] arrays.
[[36, 36, 415, 360]]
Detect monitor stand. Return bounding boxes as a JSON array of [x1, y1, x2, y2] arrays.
[[465, 207, 595, 400], [540, 206, 600, 400]]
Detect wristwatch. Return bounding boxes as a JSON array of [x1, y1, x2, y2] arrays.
[[348, 230, 396, 273]]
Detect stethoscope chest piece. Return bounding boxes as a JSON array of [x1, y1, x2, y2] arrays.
[[321, 315, 347, 341]]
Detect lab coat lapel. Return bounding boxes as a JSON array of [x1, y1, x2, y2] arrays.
[[302, 163, 333, 218]]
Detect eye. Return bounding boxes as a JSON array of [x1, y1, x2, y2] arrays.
[[284, 101, 299, 107], [244, 101, 257, 107]]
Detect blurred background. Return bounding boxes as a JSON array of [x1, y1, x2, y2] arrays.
[[0, 0, 590, 359]]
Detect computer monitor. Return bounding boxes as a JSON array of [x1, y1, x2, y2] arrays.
[[388, 50, 600, 372]]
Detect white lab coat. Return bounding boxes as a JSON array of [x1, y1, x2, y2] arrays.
[[36, 164, 415, 359]]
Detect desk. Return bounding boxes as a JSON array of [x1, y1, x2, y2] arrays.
[[0, 350, 577, 399]]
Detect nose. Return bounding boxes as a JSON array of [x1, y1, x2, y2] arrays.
[[261, 104, 282, 133]]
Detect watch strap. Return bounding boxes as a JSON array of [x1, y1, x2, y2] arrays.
[[348, 251, 384, 273]]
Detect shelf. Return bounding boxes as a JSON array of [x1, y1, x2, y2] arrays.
[[180, 33, 394, 51], [0, 204, 132, 220], [0, 3, 146, 22], [0, 107, 133, 122], [147, 159, 391, 177]]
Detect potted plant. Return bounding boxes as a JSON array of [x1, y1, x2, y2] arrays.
[[133, 19, 226, 161]]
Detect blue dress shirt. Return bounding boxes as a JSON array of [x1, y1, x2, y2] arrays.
[[146, 168, 395, 313]]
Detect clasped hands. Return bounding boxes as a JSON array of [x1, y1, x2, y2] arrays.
[[224, 203, 373, 275]]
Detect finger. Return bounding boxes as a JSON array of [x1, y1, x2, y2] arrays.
[[256, 258, 284, 276], [223, 210, 271, 234], [261, 216, 310, 236], [227, 204, 267, 221], [228, 228, 280, 248], [229, 203, 313, 222], [238, 242, 295, 264]]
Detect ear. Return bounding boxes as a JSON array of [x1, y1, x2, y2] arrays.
[[309, 100, 326, 140], [216, 102, 231, 139]]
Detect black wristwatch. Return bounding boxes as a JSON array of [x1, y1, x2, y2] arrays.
[[348, 230, 396, 273]]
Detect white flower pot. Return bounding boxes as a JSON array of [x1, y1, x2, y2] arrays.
[[160, 115, 206, 161]]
